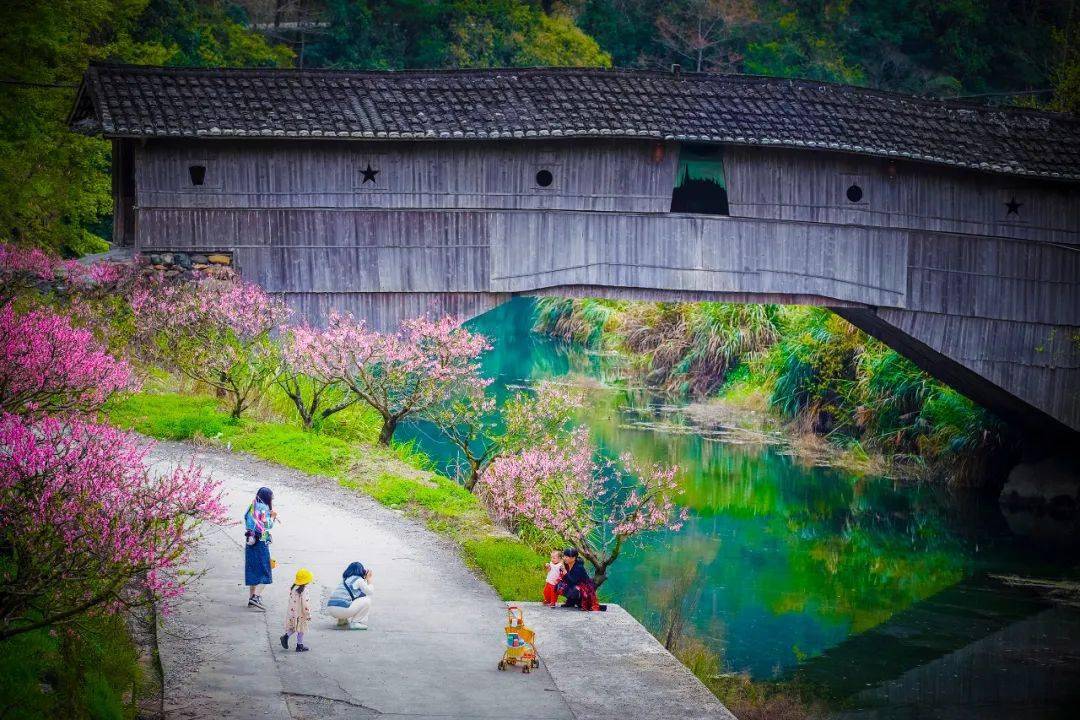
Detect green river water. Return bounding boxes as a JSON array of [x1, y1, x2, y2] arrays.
[[400, 298, 1080, 719]]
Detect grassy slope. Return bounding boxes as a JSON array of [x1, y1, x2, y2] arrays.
[[105, 392, 545, 601]]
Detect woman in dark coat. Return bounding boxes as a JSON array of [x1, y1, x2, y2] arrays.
[[244, 487, 277, 610], [556, 547, 600, 611]]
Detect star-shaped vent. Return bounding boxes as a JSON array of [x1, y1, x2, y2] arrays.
[[1005, 197, 1022, 215], [361, 164, 379, 184]]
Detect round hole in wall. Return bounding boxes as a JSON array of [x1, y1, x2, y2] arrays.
[[846, 184, 864, 203], [536, 169, 554, 187]]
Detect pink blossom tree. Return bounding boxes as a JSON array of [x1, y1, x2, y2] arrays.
[[276, 324, 358, 430], [425, 380, 583, 491], [0, 302, 134, 418], [131, 275, 291, 419], [0, 413, 227, 640], [479, 430, 685, 587], [291, 313, 490, 445]]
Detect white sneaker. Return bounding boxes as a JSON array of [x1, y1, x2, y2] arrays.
[[347, 622, 368, 630]]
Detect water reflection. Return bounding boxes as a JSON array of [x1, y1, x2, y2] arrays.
[[401, 298, 1080, 717]]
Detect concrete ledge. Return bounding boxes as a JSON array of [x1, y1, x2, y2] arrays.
[[514, 602, 736, 720]]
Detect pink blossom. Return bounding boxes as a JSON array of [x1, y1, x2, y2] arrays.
[[131, 275, 291, 418], [0, 413, 227, 639], [0, 244, 55, 280], [0, 302, 135, 417], [289, 313, 490, 444], [477, 429, 683, 586]]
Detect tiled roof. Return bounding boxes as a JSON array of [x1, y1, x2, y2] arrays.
[[70, 63, 1080, 180]]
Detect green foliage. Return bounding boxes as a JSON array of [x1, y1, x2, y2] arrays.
[[536, 298, 780, 396], [513, 10, 611, 67], [305, 0, 608, 70], [0, 613, 141, 720], [229, 423, 352, 476], [132, 0, 293, 68], [364, 472, 478, 521], [758, 306, 1014, 483], [103, 391, 228, 440], [1049, 15, 1080, 112], [105, 391, 355, 475], [577, 0, 1067, 96], [0, 0, 291, 256], [534, 299, 1011, 485], [533, 296, 625, 348]]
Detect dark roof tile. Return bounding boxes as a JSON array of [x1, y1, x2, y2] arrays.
[[70, 63, 1080, 180]]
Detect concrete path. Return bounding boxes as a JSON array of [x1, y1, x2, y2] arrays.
[[521, 603, 735, 720], [147, 442, 731, 720]]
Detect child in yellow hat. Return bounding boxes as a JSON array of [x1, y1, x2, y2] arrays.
[[281, 568, 314, 652]]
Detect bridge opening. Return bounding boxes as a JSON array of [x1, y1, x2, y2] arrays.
[[670, 144, 729, 215]]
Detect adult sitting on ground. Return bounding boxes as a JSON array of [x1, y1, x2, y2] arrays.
[[326, 561, 374, 630], [556, 547, 601, 611]]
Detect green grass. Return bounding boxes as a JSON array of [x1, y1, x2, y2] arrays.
[[0, 613, 142, 720], [106, 390, 547, 602], [105, 392, 356, 476], [104, 392, 229, 440], [462, 538, 547, 601]]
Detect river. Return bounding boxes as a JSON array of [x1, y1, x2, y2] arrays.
[[400, 298, 1080, 719]]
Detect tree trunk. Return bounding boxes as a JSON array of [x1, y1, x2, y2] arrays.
[[230, 395, 244, 420], [464, 459, 481, 492], [378, 416, 398, 445]]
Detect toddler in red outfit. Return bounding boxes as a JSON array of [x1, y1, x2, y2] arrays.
[[542, 550, 565, 606]]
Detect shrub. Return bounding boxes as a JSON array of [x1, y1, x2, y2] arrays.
[[0, 414, 226, 640]]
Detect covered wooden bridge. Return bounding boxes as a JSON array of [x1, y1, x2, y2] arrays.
[[70, 64, 1080, 439]]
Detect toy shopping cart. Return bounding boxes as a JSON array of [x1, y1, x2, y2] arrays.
[[497, 605, 540, 673]]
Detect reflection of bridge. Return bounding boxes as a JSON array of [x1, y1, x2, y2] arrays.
[[72, 65, 1080, 437], [790, 573, 1080, 717]]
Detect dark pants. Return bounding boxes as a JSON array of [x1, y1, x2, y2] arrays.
[[562, 585, 582, 607]]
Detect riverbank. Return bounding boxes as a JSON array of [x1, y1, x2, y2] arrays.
[[532, 297, 1017, 487], [143, 438, 734, 719]]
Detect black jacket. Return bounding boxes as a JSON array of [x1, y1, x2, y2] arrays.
[[562, 559, 590, 587]]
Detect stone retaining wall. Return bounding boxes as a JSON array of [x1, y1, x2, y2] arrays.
[[141, 250, 233, 279]]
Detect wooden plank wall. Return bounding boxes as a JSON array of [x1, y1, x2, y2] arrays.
[[724, 147, 1080, 245], [134, 138, 677, 213], [136, 208, 910, 308], [488, 211, 910, 308]]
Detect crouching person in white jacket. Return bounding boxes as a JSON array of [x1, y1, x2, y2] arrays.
[[326, 561, 373, 630]]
